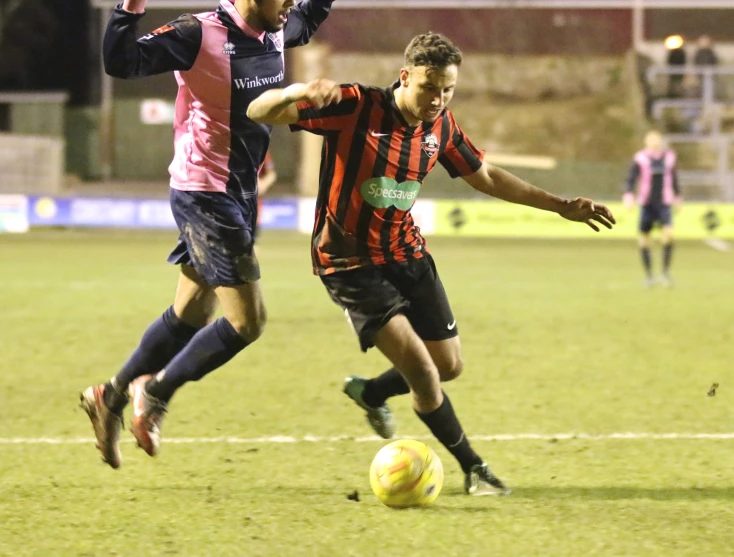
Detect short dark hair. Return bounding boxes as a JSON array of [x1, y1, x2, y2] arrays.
[[404, 33, 462, 69]]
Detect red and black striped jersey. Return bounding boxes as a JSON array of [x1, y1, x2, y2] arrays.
[[290, 82, 485, 275]]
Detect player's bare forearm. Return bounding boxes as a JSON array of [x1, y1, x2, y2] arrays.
[[122, 0, 146, 14], [247, 88, 300, 125], [466, 163, 567, 213], [464, 162, 615, 231], [248, 79, 342, 125]]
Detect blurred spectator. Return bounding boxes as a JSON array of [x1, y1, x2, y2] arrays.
[[681, 73, 702, 132], [665, 35, 686, 98], [694, 35, 719, 102], [693, 35, 718, 67]]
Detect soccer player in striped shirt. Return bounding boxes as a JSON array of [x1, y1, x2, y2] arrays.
[[248, 32, 615, 495]]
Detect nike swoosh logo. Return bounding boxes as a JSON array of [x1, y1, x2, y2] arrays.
[[447, 320, 457, 330], [369, 130, 390, 137]]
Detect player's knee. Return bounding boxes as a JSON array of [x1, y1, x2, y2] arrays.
[[228, 309, 267, 343], [176, 300, 217, 329], [439, 356, 463, 382]]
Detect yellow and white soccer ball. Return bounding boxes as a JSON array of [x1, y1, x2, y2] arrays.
[[369, 439, 444, 508]]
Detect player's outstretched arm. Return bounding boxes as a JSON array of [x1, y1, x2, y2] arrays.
[[104, 2, 201, 79], [463, 161, 616, 232], [247, 79, 342, 125], [283, 0, 336, 48]]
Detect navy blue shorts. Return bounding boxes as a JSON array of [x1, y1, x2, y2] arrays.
[[167, 189, 260, 287], [639, 204, 672, 233]]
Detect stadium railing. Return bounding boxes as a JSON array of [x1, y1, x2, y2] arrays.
[[645, 65, 734, 201]]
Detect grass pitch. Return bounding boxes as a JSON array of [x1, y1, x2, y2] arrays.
[[1, 230, 732, 556]]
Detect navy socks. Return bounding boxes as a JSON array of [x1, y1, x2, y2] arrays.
[[145, 317, 248, 403], [113, 306, 200, 391], [663, 243, 674, 274], [640, 247, 652, 277]]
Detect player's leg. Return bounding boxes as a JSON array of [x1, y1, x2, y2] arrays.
[[660, 206, 675, 286], [357, 255, 463, 409], [145, 280, 266, 403], [639, 233, 654, 286], [117, 264, 216, 392], [130, 190, 266, 456], [358, 330, 463, 412], [638, 206, 655, 286], [79, 257, 216, 469], [373, 314, 508, 495], [325, 267, 403, 439], [132, 281, 265, 457]]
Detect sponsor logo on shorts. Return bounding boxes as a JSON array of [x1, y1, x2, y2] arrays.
[[359, 177, 420, 211]]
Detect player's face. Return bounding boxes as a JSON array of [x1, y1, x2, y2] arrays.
[[251, 0, 295, 33], [645, 131, 663, 152], [400, 65, 458, 123]]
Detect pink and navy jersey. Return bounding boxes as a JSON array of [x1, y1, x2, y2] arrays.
[[625, 149, 680, 206], [104, 0, 333, 199]]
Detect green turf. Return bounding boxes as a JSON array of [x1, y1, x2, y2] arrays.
[[1, 230, 732, 556]]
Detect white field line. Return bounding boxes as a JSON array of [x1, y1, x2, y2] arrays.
[[1, 432, 734, 445]]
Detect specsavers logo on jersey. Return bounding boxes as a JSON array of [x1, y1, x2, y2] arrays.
[[360, 177, 421, 211]]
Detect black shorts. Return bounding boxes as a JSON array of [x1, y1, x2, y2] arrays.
[[320, 254, 457, 352], [639, 204, 673, 233], [167, 189, 261, 287]]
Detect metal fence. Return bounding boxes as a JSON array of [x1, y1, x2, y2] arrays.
[[646, 65, 734, 201]]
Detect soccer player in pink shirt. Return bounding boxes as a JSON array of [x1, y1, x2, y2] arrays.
[[80, 0, 334, 469]]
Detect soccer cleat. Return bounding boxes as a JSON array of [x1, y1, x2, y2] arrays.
[[465, 463, 511, 496], [644, 276, 656, 288], [659, 274, 673, 288], [79, 384, 127, 469], [343, 376, 396, 439], [129, 375, 167, 457]]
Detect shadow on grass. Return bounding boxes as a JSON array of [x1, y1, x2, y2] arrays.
[[441, 485, 734, 501]]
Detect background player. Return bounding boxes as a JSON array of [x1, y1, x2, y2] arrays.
[[247, 32, 615, 495], [80, 0, 334, 469], [623, 130, 682, 287]]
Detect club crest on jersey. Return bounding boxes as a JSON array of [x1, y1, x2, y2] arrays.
[[223, 41, 236, 55], [268, 33, 284, 52], [421, 133, 440, 157]]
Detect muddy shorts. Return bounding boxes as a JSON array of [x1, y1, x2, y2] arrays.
[[167, 188, 260, 287]]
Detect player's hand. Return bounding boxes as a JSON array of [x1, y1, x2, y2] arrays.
[[622, 192, 635, 211], [284, 79, 342, 109], [559, 197, 616, 232], [122, 0, 146, 13]]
